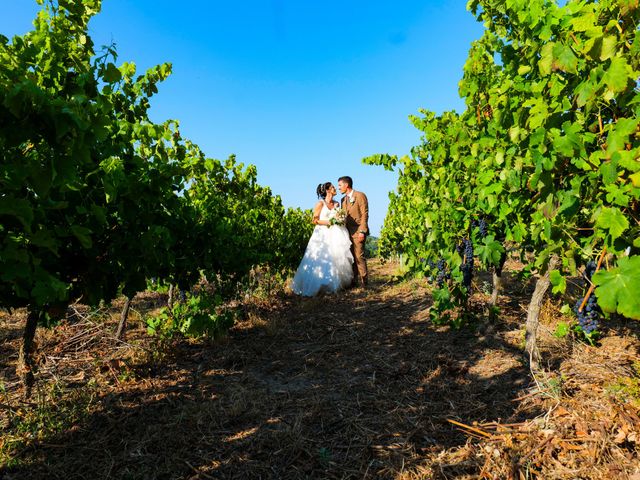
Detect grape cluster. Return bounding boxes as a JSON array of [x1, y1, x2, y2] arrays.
[[573, 260, 602, 334], [573, 295, 599, 333], [435, 258, 450, 287], [471, 218, 488, 238], [584, 260, 597, 280], [479, 220, 488, 237], [460, 239, 474, 290]]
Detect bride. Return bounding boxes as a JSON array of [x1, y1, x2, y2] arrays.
[[291, 182, 354, 296]]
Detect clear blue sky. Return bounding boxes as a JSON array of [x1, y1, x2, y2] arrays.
[[2, 1, 484, 236]]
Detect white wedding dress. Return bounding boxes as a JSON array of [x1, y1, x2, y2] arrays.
[[291, 202, 354, 296]]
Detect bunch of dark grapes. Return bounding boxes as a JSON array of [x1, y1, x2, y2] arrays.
[[460, 239, 474, 290], [435, 258, 450, 287], [573, 260, 602, 334], [573, 295, 600, 333], [471, 219, 488, 238], [478, 219, 488, 237], [584, 260, 597, 280]]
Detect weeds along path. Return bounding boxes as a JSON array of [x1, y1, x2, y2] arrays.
[[2, 260, 532, 479]]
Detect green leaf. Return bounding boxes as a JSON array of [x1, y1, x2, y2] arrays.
[[30, 229, 58, 254], [572, 13, 596, 32], [102, 62, 122, 83], [557, 193, 580, 218], [70, 225, 93, 248], [526, 98, 549, 130], [432, 286, 451, 304], [475, 235, 505, 267], [539, 42, 554, 76], [574, 77, 597, 108], [550, 270, 567, 294], [600, 35, 618, 61], [593, 256, 640, 319], [0, 198, 33, 230], [602, 57, 630, 94], [601, 160, 619, 186], [517, 65, 532, 76], [553, 321, 570, 338], [553, 44, 578, 74], [606, 117, 638, 157], [560, 304, 572, 315], [595, 207, 629, 239], [31, 270, 68, 306]]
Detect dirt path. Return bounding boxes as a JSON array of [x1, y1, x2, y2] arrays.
[[1, 260, 539, 479]]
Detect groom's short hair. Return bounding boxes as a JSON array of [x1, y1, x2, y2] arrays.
[[338, 176, 353, 188]]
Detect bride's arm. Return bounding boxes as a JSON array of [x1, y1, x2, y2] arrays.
[[312, 201, 329, 226]]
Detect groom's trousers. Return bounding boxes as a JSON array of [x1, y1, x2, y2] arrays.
[[351, 236, 368, 286]]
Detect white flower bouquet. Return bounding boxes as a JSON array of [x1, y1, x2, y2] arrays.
[[329, 207, 346, 226]]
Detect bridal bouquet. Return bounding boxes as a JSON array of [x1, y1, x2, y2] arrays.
[[329, 207, 346, 226]]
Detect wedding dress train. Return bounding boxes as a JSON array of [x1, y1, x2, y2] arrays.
[[291, 203, 353, 296]]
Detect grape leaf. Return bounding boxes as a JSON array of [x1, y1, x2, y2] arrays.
[[102, 62, 122, 83], [476, 235, 505, 267], [0, 198, 33, 230], [595, 207, 629, 239], [550, 270, 567, 294], [593, 256, 640, 319], [539, 42, 555, 76], [602, 57, 630, 94], [574, 77, 597, 107], [554, 321, 570, 338], [553, 43, 578, 74], [70, 225, 93, 249], [599, 35, 618, 61]]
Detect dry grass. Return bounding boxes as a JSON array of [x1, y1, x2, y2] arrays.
[[0, 259, 638, 479]]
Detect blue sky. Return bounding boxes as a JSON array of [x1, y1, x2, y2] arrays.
[[2, 1, 484, 235]]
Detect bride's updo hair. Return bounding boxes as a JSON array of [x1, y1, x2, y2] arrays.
[[316, 182, 332, 199]]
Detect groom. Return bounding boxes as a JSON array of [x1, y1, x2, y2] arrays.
[[338, 176, 369, 288]]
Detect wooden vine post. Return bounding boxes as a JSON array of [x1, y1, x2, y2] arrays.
[[524, 255, 559, 372], [18, 308, 40, 399], [490, 252, 507, 307], [167, 284, 176, 310], [115, 296, 133, 340]]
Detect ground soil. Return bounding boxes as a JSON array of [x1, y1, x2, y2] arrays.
[[0, 259, 639, 479]]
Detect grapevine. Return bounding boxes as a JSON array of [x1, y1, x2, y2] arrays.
[[0, 0, 314, 395], [365, 0, 640, 359]]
